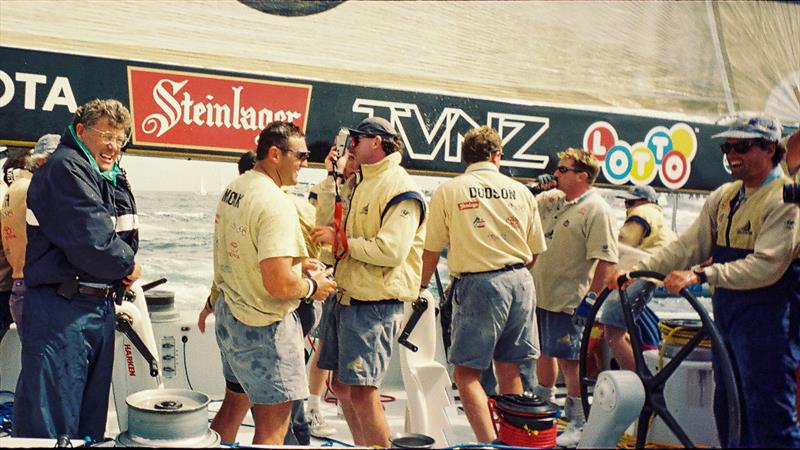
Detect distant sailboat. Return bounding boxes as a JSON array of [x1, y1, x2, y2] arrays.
[[199, 176, 207, 196]]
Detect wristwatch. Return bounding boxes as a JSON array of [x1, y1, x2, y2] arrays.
[[691, 265, 708, 284]]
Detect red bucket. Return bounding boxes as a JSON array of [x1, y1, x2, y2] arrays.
[[488, 394, 558, 448]]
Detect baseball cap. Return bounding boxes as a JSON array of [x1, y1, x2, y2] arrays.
[[32, 134, 61, 155], [712, 114, 782, 142], [616, 185, 658, 203], [348, 117, 397, 138]]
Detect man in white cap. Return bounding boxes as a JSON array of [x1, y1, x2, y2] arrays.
[[608, 114, 800, 447], [598, 185, 676, 370], [1, 134, 60, 341]]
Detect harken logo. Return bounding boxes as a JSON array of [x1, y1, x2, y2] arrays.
[[124, 343, 136, 377], [128, 67, 312, 151]]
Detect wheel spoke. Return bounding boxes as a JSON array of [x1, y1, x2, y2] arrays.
[[652, 329, 706, 387], [635, 409, 653, 448], [653, 404, 695, 447]]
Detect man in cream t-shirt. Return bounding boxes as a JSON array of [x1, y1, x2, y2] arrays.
[[420, 125, 545, 443], [211, 121, 336, 445], [531, 147, 618, 447]]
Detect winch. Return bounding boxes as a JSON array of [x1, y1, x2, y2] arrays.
[[115, 388, 219, 447], [488, 394, 558, 448]]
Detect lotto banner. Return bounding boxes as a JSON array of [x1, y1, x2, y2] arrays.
[[1, 46, 732, 192]]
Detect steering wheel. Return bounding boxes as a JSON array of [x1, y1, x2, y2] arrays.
[[578, 270, 741, 448]]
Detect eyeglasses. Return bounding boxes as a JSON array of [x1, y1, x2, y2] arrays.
[[720, 141, 762, 155], [88, 126, 130, 148], [556, 165, 582, 174], [280, 148, 311, 161]]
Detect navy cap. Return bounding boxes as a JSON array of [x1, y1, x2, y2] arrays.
[[712, 114, 782, 142], [616, 185, 658, 204], [348, 117, 397, 138]]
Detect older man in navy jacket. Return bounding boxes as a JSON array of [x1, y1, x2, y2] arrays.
[[13, 99, 141, 441]]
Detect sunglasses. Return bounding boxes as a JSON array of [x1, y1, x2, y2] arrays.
[[556, 165, 582, 174], [280, 148, 311, 161], [720, 141, 763, 155], [350, 134, 378, 148]]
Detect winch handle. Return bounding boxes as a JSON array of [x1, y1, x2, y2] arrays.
[[398, 297, 429, 352], [141, 277, 168, 292], [116, 313, 160, 378]]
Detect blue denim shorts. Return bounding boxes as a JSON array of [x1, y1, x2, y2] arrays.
[[597, 279, 655, 328], [448, 268, 538, 370], [317, 299, 403, 387], [214, 296, 309, 404], [537, 308, 582, 360]]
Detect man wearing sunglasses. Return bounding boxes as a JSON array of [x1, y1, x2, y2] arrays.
[[530, 147, 619, 447], [311, 117, 426, 447], [608, 114, 800, 448], [419, 126, 546, 443], [211, 121, 336, 445], [13, 99, 142, 441]]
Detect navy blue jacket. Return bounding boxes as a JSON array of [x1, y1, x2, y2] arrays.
[[24, 128, 136, 286]]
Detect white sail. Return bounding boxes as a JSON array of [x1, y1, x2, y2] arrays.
[[1, 1, 797, 125]]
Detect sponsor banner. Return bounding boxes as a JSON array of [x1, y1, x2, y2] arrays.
[[1, 46, 733, 192]]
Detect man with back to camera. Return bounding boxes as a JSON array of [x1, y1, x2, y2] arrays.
[[1, 134, 60, 341], [310, 117, 426, 447], [419, 125, 546, 443], [13, 99, 142, 441], [210, 121, 336, 445], [608, 114, 800, 448], [530, 147, 619, 447], [598, 184, 675, 370]]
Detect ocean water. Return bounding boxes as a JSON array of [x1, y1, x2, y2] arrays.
[[135, 186, 709, 314]]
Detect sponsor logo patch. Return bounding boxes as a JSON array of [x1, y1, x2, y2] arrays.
[[458, 200, 480, 211]]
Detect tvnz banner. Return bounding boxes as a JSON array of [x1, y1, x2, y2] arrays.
[[0, 46, 733, 193]]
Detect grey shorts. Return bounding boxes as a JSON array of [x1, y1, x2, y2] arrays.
[[537, 308, 582, 360], [317, 299, 403, 387], [449, 268, 538, 370], [598, 279, 655, 329], [214, 296, 309, 404]]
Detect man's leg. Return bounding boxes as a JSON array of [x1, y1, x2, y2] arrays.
[[454, 365, 497, 443], [331, 380, 365, 445], [604, 325, 635, 370], [494, 361, 523, 395], [536, 354, 559, 388], [558, 358, 581, 398], [348, 385, 391, 447], [210, 387, 250, 443], [307, 339, 336, 437], [251, 401, 293, 445]]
